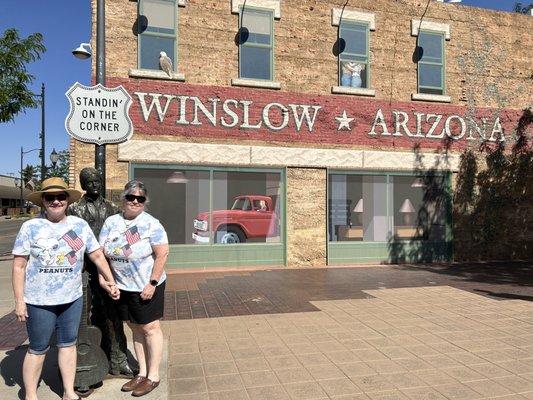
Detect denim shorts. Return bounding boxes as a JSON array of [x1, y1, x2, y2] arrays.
[[26, 296, 83, 355]]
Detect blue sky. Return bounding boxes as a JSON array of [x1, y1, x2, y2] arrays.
[[0, 0, 520, 176]]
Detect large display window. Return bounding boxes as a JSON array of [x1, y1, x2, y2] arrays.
[[131, 165, 285, 269], [329, 172, 448, 242]]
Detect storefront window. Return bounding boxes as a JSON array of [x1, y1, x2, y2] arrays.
[[212, 171, 282, 244], [329, 174, 387, 242], [133, 167, 283, 246], [392, 175, 446, 241], [329, 173, 447, 243], [133, 168, 210, 245]]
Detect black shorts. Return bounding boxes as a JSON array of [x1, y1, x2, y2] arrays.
[[117, 281, 166, 325]]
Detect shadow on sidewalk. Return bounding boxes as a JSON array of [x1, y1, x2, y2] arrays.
[[397, 261, 533, 289], [0, 345, 63, 399]]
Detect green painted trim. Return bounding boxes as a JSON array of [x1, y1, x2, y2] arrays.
[[166, 243, 285, 269], [137, 0, 178, 72], [329, 241, 452, 264], [238, 6, 274, 81]]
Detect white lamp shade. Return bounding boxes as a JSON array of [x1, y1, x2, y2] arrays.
[[399, 199, 415, 213], [166, 171, 189, 183], [353, 198, 363, 213], [411, 177, 425, 188]]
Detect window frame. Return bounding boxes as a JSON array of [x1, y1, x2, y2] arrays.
[[338, 20, 370, 89], [238, 5, 274, 81], [137, 0, 178, 72], [417, 29, 446, 95]]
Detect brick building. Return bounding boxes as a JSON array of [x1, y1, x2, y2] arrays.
[[71, 0, 532, 269]]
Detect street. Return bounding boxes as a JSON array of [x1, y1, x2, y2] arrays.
[[0, 218, 24, 256]]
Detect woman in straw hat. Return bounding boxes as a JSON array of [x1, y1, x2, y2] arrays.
[[12, 177, 120, 400]]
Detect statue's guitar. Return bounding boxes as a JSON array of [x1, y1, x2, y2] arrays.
[[74, 272, 109, 391]]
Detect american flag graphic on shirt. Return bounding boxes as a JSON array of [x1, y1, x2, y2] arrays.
[[61, 230, 84, 251], [122, 244, 132, 257], [67, 251, 77, 265], [125, 226, 141, 245]]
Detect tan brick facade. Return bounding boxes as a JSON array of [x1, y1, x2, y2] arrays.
[[75, 0, 532, 266]]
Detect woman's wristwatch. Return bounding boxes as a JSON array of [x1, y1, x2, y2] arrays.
[[149, 279, 158, 287]]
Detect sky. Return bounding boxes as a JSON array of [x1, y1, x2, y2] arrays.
[[0, 0, 520, 176]]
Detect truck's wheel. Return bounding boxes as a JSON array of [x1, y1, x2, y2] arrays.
[[216, 227, 245, 244]]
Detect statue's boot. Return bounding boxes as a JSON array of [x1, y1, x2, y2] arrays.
[[110, 360, 136, 377]]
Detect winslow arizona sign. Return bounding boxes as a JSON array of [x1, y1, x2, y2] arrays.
[[65, 82, 133, 145], [107, 78, 524, 150]]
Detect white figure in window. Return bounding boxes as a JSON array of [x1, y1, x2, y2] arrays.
[[159, 51, 173, 78], [341, 61, 364, 88]]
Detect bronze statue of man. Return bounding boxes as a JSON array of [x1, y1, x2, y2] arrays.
[[69, 167, 134, 376]]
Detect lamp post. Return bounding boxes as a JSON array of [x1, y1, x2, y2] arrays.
[[32, 83, 46, 182], [72, 0, 106, 194], [20, 147, 40, 215]]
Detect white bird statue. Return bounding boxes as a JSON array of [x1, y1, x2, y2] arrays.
[[159, 51, 173, 77]]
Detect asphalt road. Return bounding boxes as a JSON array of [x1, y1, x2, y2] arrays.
[[0, 218, 24, 256]]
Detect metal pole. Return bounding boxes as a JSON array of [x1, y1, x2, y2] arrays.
[[95, 0, 106, 195], [20, 147, 24, 215], [40, 83, 46, 181]]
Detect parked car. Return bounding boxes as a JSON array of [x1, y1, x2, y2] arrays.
[[193, 195, 279, 244]]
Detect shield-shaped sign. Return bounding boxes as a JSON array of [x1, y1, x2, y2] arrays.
[[65, 82, 133, 145]]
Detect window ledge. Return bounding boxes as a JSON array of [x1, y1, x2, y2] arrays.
[[231, 78, 281, 90], [129, 69, 185, 81], [411, 93, 451, 103], [331, 86, 376, 97]]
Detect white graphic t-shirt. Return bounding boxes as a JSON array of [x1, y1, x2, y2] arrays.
[[12, 216, 100, 306], [99, 212, 168, 292]]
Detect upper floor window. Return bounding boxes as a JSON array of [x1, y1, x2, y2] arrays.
[[339, 21, 369, 89], [418, 31, 445, 95], [138, 0, 177, 72], [239, 7, 273, 81]]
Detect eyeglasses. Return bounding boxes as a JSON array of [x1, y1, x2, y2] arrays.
[[125, 194, 146, 204], [43, 193, 68, 202]]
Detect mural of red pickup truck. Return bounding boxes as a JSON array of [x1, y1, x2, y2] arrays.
[[192, 195, 279, 244]]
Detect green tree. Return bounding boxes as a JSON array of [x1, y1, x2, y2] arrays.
[[21, 164, 37, 184], [44, 150, 70, 183], [0, 28, 46, 123], [514, 2, 533, 13]]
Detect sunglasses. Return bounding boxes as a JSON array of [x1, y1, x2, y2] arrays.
[[125, 194, 146, 204], [43, 193, 68, 202]]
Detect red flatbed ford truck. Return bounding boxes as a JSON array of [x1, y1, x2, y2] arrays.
[[192, 195, 279, 243]]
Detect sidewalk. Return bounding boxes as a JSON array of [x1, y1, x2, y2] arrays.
[[0, 259, 532, 399], [0, 259, 167, 399]]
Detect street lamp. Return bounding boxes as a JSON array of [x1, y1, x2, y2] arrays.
[[20, 147, 40, 215], [50, 148, 59, 168]]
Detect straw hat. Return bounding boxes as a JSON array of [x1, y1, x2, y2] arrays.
[[27, 177, 82, 207]]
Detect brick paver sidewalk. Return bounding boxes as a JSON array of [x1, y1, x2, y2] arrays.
[[164, 285, 533, 400]]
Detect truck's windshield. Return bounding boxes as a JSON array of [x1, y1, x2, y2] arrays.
[[231, 198, 251, 211]]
